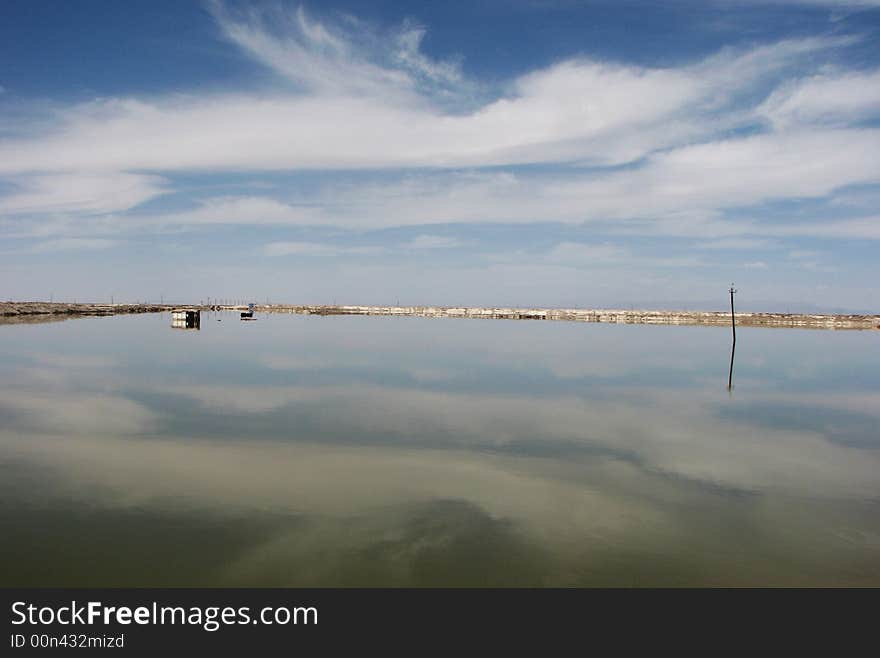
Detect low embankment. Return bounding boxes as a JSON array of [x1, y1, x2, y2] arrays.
[[250, 304, 880, 330], [0, 302, 170, 324]]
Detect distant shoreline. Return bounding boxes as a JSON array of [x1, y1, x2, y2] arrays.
[[0, 302, 171, 325], [3, 301, 876, 330], [253, 304, 880, 330]]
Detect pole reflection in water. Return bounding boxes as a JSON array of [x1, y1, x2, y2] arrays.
[[728, 335, 735, 392]]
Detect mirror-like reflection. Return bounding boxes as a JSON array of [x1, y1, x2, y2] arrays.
[[1, 312, 878, 586], [728, 337, 736, 392]]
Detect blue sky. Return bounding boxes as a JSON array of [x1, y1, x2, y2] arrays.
[[1, 0, 879, 311]]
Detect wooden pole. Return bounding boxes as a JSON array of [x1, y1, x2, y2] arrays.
[[729, 284, 736, 341]]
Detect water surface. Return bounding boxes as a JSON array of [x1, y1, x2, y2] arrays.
[[1, 312, 878, 586]]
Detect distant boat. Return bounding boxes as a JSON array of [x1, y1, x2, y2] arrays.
[[241, 302, 256, 320]]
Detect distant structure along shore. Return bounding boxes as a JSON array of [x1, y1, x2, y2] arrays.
[[2, 301, 878, 330]]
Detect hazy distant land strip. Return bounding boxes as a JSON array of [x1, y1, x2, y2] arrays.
[[2, 302, 878, 330], [0, 302, 168, 325]]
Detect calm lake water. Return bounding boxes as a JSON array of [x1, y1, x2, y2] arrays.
[[1, 311, 878, 586]]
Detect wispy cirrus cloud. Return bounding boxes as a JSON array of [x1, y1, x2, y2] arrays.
[[206, 1, 464, 98]]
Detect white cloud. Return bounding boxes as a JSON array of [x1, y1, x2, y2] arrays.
[[573, 128, 880, 219], [29, 238, 119, 253], [137, 126, 879, 234], [155, 196, 319, 226], [402, 235, 462, 249], [758, 69, 880, 128], [0, 172, 165, 216], [263, 241, 384, 256], [697, 238, 775, 249], [7, 164, 879, 246]]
